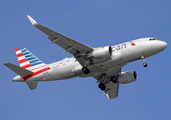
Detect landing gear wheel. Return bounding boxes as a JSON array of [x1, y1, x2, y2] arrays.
[[143, 63, 148, 67], [141, 56, 148, 68], [98, 83, 106, 91], [82, 66, 90, 74]]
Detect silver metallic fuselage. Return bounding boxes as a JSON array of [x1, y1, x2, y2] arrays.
[[13, 38, 167, 82]]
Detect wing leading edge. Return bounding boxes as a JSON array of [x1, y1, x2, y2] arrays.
[[27, 15, 93, 57]]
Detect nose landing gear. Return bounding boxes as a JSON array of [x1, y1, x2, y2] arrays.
[[141, 56, 148, 67]]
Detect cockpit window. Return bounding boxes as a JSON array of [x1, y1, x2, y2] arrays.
[[149, 38, 156, 41]]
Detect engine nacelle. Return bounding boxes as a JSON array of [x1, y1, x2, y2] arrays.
[[118, 71, 138, 84], [88, 46, 112, 59]]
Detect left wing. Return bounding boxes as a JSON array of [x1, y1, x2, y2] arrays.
[[27, 15, 93, 59]]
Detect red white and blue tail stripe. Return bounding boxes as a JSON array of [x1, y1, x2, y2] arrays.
[[15, 47, 51, 80], [15, 47, 46, 71]]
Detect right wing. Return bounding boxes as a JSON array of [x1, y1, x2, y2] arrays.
[[105, 82, 119, 99], [93, 68, 121, 99], [27, 15, 93, 59]]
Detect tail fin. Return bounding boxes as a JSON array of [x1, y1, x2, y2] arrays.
[[15, 47, 47, 72]]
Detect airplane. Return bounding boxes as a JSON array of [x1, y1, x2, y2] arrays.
[[4, 15, 167, 99]]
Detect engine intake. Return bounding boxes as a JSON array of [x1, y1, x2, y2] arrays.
[[118, 71, 138, 84], [88, 46, 112, 59]]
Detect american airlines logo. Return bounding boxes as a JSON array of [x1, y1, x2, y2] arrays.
[[129, 41, 136, 46]]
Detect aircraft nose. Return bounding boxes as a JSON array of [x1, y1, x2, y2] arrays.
[[160, 41, 167, 50]]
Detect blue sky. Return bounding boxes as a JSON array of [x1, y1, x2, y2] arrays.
[[1, 0, 171, 120]]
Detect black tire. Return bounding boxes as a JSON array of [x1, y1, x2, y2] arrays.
[[82, 66, 90, 74], [98, 83, 106, 91], [143, 63, 148, 67]]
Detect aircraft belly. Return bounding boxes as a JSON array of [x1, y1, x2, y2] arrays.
[[52, 64, 78, 80], [31, 73, 50, 82], [82, 58, 123, 77]]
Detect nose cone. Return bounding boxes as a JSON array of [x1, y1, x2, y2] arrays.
[[160, 41, 168, 51]]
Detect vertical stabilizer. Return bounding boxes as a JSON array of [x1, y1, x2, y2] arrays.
[[15, 47, 47, 72], [14, 47, 51, 81]]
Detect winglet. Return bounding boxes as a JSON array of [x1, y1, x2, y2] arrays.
[[27, 15, 37, 25]]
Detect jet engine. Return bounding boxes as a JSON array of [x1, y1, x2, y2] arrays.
[[88, 46, 112, 59], [118, 71, 138, 84]]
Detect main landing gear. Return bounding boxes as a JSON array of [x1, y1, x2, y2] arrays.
[[81, 60, 94, 74], [98, 73, 107, 91], [82, 66, 90, 74], [141, 56, 148, 67], [98, 83, 106, 90]]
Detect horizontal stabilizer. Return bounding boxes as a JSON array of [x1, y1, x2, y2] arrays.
[[4, 62, 33, 76], [26, 81, 38, 90]]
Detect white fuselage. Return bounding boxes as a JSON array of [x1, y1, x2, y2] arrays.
[[13, 38, 167, 82]]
